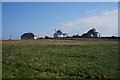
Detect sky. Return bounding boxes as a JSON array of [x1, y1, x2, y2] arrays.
[[2, 2, 118, 40], [2, 0, 120, 2]]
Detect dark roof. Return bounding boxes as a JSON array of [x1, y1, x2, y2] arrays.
[[88, 28, 99, 33], [53, 29, 64, 35], [56, 30, 63, 34], [21, 32, 35, 37], [81, 33, 87, 37]]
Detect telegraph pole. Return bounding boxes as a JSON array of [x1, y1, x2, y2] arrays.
[[9, 34, 12, 40]]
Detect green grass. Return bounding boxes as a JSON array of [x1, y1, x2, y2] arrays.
[[2, 39, 119, 78]]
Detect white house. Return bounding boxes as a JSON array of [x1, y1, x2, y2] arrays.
[[81, 28, 100, 38], [53, 29, 67, 38]]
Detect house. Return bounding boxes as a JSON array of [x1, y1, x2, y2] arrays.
[[21, 32, 37, 39], [53, 29, 67, 38], [81, 28, 100, 38]]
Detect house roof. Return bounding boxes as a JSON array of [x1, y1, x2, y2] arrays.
[[54, 29, 63, 35], [56, 30, 63, 34], [21, 32, 35, 37], [88, 28, 100, 33]]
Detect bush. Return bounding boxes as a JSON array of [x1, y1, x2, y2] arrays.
[[45, 36, 49, 39]]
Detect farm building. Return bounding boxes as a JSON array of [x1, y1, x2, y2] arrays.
[[53, 29, 67, 38], [21, 32, 37, 39], [81, 28, 100, 38]]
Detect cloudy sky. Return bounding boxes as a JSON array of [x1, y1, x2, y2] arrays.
[[2, 2, 118, 40], [60, 9, 118, 36]]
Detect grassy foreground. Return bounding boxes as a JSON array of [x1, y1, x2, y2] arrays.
[[2, 39, 119, 78]]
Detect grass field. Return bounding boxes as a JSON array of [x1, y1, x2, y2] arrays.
[[2, 39, 119, 78]]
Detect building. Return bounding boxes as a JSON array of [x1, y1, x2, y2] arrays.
[[81, 28, 100, 38], [53, 29, 67, 38], [21, 32, 37, 39]]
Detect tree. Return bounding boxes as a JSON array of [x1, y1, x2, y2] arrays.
[[45, 36, 49, 39]]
